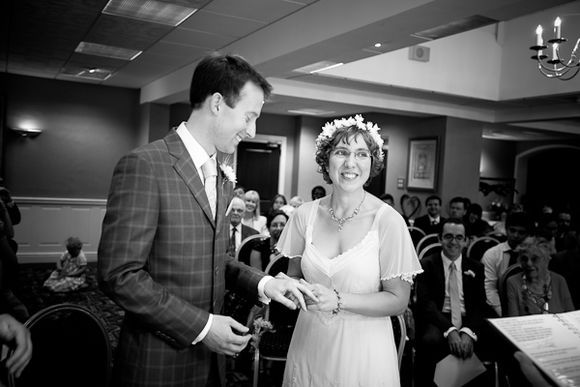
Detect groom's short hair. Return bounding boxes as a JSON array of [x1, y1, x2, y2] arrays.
[[189, 53, 272, 110]]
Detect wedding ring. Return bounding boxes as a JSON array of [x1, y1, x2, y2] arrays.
[[232, 353, 239, 358]]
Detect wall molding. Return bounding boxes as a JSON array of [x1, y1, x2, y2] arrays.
[[12, 197, 106, 264]]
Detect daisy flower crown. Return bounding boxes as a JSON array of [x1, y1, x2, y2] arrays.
[[315, 114, 385, 161]]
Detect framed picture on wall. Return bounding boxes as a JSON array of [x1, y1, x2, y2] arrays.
[[407, 137, 438, 191]]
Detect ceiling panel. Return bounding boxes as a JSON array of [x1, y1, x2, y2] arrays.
[[203, 0, 310, 23], [162, 27, 234, 48], [146, 41, 210, 60], [180, 9, 266, 38], [84, 15, 173, 50]]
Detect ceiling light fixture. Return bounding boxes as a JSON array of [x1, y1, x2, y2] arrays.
[[75, 42, 142, 61], [374, 43, 382, 48], [309, 62, 344, 74], [530, 16, 580, 80], [102, 0, 197, 27]]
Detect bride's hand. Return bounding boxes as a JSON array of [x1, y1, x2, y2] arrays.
[[300, 281, 339, 312]]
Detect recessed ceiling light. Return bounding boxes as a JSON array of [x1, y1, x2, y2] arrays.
[[75, 42, 142, 61], [61, 67, 113, 81], [103, 0, 197, 26], [293, 61, 344, 74], [374, 43, 382, 48]]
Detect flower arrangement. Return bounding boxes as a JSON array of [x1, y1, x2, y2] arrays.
[[464, 270, 476, 278], [219, 163, 237, 185], [315, 114, 385, 160], [250, 317, 274, 351]]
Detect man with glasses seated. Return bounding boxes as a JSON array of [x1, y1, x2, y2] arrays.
[[414, 218, 490, 387], [481, 211, 533, 317]]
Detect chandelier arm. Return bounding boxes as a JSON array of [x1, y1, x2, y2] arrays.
[[537, 61, 571, 78], [556, 38, 580, 69], [556, 65, 580, 81], [536, 59, 570, 76]]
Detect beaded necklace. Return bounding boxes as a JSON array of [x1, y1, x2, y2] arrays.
[[521, 273, 552, 314], [328, 192, 366, 232]]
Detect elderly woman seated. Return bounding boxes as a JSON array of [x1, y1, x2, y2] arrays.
[[506, 237, 574, 316]]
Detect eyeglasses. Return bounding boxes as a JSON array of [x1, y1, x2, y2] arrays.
[[331, 148, 371, 160], [442, 234, 466, 242]]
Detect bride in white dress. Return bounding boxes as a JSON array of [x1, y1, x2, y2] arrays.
[[276, 115, 422, 386]]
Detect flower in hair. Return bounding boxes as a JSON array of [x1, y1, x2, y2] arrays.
[[315, 114, 384, 160]]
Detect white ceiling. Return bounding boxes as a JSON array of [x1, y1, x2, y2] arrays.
[[3, 0, 580, 141]]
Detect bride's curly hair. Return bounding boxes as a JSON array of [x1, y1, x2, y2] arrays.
[[315, 125, 384, 185]]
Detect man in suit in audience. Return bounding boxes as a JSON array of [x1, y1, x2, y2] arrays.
[[481, 211, 533, 317], [448, 196, 469, 220], [414, 195, 446, 236], [227, 197, 258, 257], [414, 218, 490, 387], [98, 53, 314, 387]]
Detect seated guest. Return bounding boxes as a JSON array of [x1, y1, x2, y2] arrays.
[[311, 185, 326, 200], [482, 211, 533, 316], [227, 197, 258, 257], [379, 193, 394, 207], [549, 221, 580, 309], [448, 197, 469, 219], [249, 210, 290, 270], [506, 237, 573, 316], [242, 189, 268, 235], [267, 193, 287, 218], [555, 209, 573, 251], [43, 236, 87, 292], [415, 218, 490, 387], [289, 195, 304, 208], [465, 203, 492, 238], [233, 184, 245, 198], [536, 213, 558, 255], [414, 195, 446, 235]]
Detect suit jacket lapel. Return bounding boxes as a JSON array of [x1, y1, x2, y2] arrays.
[[165, 130, 216, 228], [434, 255, 446, 307], [215, 153, 235, 232]]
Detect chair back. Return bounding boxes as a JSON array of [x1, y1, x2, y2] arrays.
[[236, 234, 270, 269], [499, 264, 523, 315], [408, 227, 426, 247], [416, 233, 439, 256], [390, 314, 407, 370], [418, 243, 442, 261], [264, 254, 298, 328], [486, 231, 507, 243], [9, 303, 111, 387], [467, 236, 500, 262]]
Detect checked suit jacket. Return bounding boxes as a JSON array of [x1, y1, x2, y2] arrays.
[[98, 129, 265, 387]]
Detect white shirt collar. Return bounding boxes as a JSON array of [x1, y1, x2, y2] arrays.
[[428, 215, 441, 223], [175, 122, 214, 174]]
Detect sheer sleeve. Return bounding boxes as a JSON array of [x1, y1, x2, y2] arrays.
[[275, 201, 312, 259], [377, 205, 422, 283]]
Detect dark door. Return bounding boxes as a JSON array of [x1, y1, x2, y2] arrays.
[[236, 141, 281, 214]]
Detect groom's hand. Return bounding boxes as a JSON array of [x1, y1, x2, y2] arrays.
[[264, 276, 318, 310], [202, 315, 250, 356]]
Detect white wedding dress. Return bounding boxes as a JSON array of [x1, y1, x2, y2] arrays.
[[276, 200, 422, 387]]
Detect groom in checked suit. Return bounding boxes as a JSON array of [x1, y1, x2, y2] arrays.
[[98, 54, 314, 387], [414, 218, 491, 387]]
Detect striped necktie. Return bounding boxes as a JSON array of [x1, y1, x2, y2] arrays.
[[449, 262, 462, 328]]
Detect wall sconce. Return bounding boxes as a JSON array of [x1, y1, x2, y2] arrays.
[[8, 127, 43, 138]]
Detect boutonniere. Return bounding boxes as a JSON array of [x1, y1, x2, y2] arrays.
[[464, 270, 476, 278], [219, 163, 237, 186]]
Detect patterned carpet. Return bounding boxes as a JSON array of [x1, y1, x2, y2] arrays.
[[14, 262, 270, 386]]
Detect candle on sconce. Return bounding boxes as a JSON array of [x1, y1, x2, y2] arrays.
[[554, 17, 562, 40], [552, 43, 558, 60], [536, 25, 543, 46]]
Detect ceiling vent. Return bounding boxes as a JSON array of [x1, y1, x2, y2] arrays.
[[412, 15, 497, 41], [75, 42, 142, 61], [102, 0, 198, 26]]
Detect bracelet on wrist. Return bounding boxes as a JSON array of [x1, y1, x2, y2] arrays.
[[332, 288, 342, 315]]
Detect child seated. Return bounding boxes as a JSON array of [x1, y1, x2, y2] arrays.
[[43, 237, 87, 292]]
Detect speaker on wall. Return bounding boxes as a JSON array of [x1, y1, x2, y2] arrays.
[[408, 46, 430, 62]]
